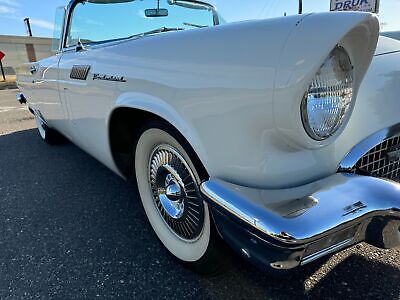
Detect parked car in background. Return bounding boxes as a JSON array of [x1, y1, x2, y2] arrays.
[[16, 0, 400, 275]]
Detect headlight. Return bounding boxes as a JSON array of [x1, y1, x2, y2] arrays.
[[301, 46, 354, 141]]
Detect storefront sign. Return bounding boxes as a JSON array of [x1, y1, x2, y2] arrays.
[[330, 0, 380, 13]]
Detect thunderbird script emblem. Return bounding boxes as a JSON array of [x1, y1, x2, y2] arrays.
[[93, 73, 126, 82]]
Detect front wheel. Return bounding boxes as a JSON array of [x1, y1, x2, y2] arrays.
[[135, 122, 227, 274]]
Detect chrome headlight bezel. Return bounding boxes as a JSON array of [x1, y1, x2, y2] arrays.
[[301, 46, 354, 141]]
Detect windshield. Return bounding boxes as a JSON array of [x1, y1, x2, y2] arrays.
[[66, 0, 216, 47], [65, 0, 399, 48]]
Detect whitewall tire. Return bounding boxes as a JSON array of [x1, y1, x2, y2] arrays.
[[135, 122, 226, 273], [34, 112, 65, 145], [35, 112, 47, 141]]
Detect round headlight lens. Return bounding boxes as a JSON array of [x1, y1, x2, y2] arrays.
[[301, 46, 354, 141]]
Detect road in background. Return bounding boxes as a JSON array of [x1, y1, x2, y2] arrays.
[[0, 89, 34, 135], [0, 89, 399, 299]]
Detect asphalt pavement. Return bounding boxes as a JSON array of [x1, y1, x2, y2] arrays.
[[0, 89, 399, 299]]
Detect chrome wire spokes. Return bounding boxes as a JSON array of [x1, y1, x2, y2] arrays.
[[149, 145, 204, 241]]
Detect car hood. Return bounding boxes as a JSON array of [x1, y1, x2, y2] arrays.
[[374, 35, 400, 56]]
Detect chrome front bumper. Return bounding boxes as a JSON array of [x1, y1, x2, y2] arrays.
[[201, 174, 400, 271]]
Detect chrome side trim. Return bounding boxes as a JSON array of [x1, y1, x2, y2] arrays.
[[338, 123, 400, 171]]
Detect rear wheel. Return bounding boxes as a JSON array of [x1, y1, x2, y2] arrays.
[[134, 122, 227, 274], [34, 112, 65, 145]]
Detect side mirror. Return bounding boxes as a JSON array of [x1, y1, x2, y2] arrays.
[[145, 8, 169, 17], [75, 39, 86, 52]]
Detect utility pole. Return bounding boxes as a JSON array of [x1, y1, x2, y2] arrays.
[[24, 18, 33, 37], [23, 18, 37, 62], [299, 0, 303, 14]]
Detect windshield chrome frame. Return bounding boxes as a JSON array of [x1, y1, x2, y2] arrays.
[[61, 0, 219, 51], [52, 6, 67, 53]]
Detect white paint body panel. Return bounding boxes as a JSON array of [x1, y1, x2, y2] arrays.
[[17, 11, 400, 190]]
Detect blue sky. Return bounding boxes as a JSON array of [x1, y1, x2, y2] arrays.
[[0, 0, 399, 37]]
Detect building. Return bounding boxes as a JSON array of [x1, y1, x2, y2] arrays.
[[0, 35, 52, 75]]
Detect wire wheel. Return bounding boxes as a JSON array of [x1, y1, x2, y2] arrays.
[[148, 144, 205, 241]]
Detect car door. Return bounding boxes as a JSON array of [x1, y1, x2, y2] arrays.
[[27, 7, 68, 134], [57, 0, 121, 163], [31, 55, 64, 126], [58, 46, 116, 156]]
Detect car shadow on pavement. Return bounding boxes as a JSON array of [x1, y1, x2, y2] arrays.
[[0, 129, 399, 299], [305, 254, 400, 299]]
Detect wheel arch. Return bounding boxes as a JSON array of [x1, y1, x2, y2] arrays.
[[108, 96, 209, 180]]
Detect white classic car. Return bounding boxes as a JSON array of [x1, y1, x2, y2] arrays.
[[16, 0, 400, 275]]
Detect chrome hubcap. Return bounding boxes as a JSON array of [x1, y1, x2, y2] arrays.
[[149, 145, 205, 240], [159, 173, 185, 219]]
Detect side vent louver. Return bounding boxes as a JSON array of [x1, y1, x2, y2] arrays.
[[70, 65, 91, 80]]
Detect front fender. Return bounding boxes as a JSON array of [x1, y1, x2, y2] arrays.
[[103, 12, 382, 189], [112, 92, 210, 169], [274, 12, 379, 149]]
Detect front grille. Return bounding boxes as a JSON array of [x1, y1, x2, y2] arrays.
[[354, 135, 400, 182]]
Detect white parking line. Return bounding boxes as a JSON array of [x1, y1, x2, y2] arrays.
[[0, 107, 28, 113]]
